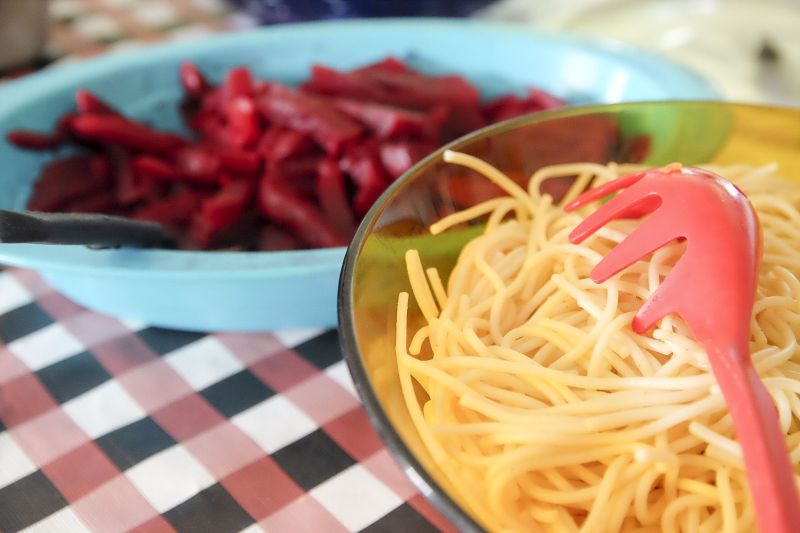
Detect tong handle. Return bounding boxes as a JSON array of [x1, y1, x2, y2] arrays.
[[0, 210, 174, 249]]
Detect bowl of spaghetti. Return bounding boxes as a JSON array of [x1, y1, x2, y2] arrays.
[[338, 101, 800, 532]]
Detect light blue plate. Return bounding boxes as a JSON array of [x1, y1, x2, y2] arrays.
[[0, 18, 719, 331]]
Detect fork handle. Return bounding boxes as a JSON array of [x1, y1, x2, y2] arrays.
[[708, 346, 800, 533]]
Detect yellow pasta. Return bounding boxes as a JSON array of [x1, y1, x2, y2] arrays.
[[396, 150, 800, 532]]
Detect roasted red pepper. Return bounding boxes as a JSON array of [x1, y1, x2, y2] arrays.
[[201, 179, 255, 229], [27, 156, 112, 211], [71, 114, 188, 155], [75, 90, 121, 116], [180, 62, 211, 98], [317, 157, 357, 237], [256, 85, 363, 154], [259, 175, 348, 248]]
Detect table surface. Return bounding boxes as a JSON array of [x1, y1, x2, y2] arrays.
[[0, 267, 455, 533]]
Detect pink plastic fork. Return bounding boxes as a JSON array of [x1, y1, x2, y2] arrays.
[[564, 164, 800, 533]]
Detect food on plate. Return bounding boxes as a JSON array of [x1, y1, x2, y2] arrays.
[[7, 58, 566, 250], [396, 152, 800, 532]]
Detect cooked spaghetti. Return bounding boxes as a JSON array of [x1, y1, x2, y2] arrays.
[[396, 150, 800, 532]]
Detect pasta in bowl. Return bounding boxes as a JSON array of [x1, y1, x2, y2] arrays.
[[338, 102, 800, 532]]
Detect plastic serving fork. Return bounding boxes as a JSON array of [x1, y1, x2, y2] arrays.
[[564, 164, 800, 533]]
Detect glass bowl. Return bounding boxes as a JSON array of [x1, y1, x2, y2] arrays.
[[338, 101, 800, 530]]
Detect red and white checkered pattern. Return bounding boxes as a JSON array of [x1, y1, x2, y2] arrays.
[[0, 268, 456, 532]]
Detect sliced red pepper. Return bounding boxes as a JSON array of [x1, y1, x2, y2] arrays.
[[258, 225, 305, 251], [256, 124, 286, 158], [304, 65, 480, 110], [209, 145, 262, 175], [439, 104, 487, 142], [224, 96, 260, 148], [483, 89, 567, 122], [133, 187, 201, 226], [89, 154, 112, 181], [222, 67, 254, 106], [270, 130, 316, 161], [188, 210, 260, 250], [255, 85, 363, 154], [362, 69, 480, 109], [133, 155, 184, 181], [64, 191, 118, 214], [5, 130, 62, 150], [180, 62, 211, 98], [71, 114, 188, 155], [174, 146, 222, 181], [27, 156, 112, 211], [106, 145, 145, 205], [339, 143, 390, 217], [340, 142, 389, 187], [75, 90, 121, 116], [353, 180, 386, 218], [333, 98, 442, 140], [317, 157, 357, 237], [354, 56, 409, 74], [201, 179, 256, 229], [302, 65, 388, 103], [258, 174, 348, 248], [379, 140, 437, 179]]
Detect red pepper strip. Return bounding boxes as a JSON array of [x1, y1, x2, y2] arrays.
[[255, 86, 363, 154], [302, 65, 392, 104], [209, 145, 262, 175], [189, 210, 260, 250], [317, 157, 357, 237], [270, 130, 316, 161], [71, 114, 188, 155], [439, 104, 486, 142], [200, 88, 223, 114], [271, 154, 324, 180], [526, 88, 567, 110], [256, 124, 286, 158], [379, 140, 437, 179], [332, 98, 440, 140], [27, 156, 112, 211], [304, 65, 480, 110], [5, 130, 62, 150], [174, 146, 221, 181], [354, 56, 409, 74], [104, 145, 144, 205], [75, 90, 121, 116], [353, 181, 386, 218], [224, 96, 260, 148], [132, 187, 201, 226], [89, 154, 112, 181], [201, 179, 256, 229], [133, 155, 184, 181], [362, 69, 481, 109], [258, 176, 348, 248], [64, 191, 118, 214], [223, 67, 254, 106], [180, 62, 210, 98], [339, 144, 390, 217], [258, 225, 305, 251], [340, 143, 390, 189]]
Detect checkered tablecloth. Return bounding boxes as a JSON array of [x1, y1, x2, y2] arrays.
[[0, 267, 454, 532]]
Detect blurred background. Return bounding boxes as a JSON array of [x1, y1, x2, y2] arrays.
[[1, 0, 799, 105]]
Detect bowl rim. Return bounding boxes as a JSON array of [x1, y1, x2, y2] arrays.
[[0, 18, 718, 277], [337, 100, 792, 531]]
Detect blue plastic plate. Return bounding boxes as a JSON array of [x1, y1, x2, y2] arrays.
[[0, 19, 719, 331]]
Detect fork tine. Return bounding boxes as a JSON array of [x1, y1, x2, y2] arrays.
[[568, 179, 660, 244], [563, 170, 647, 212], [589, 211, 680, 283]]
